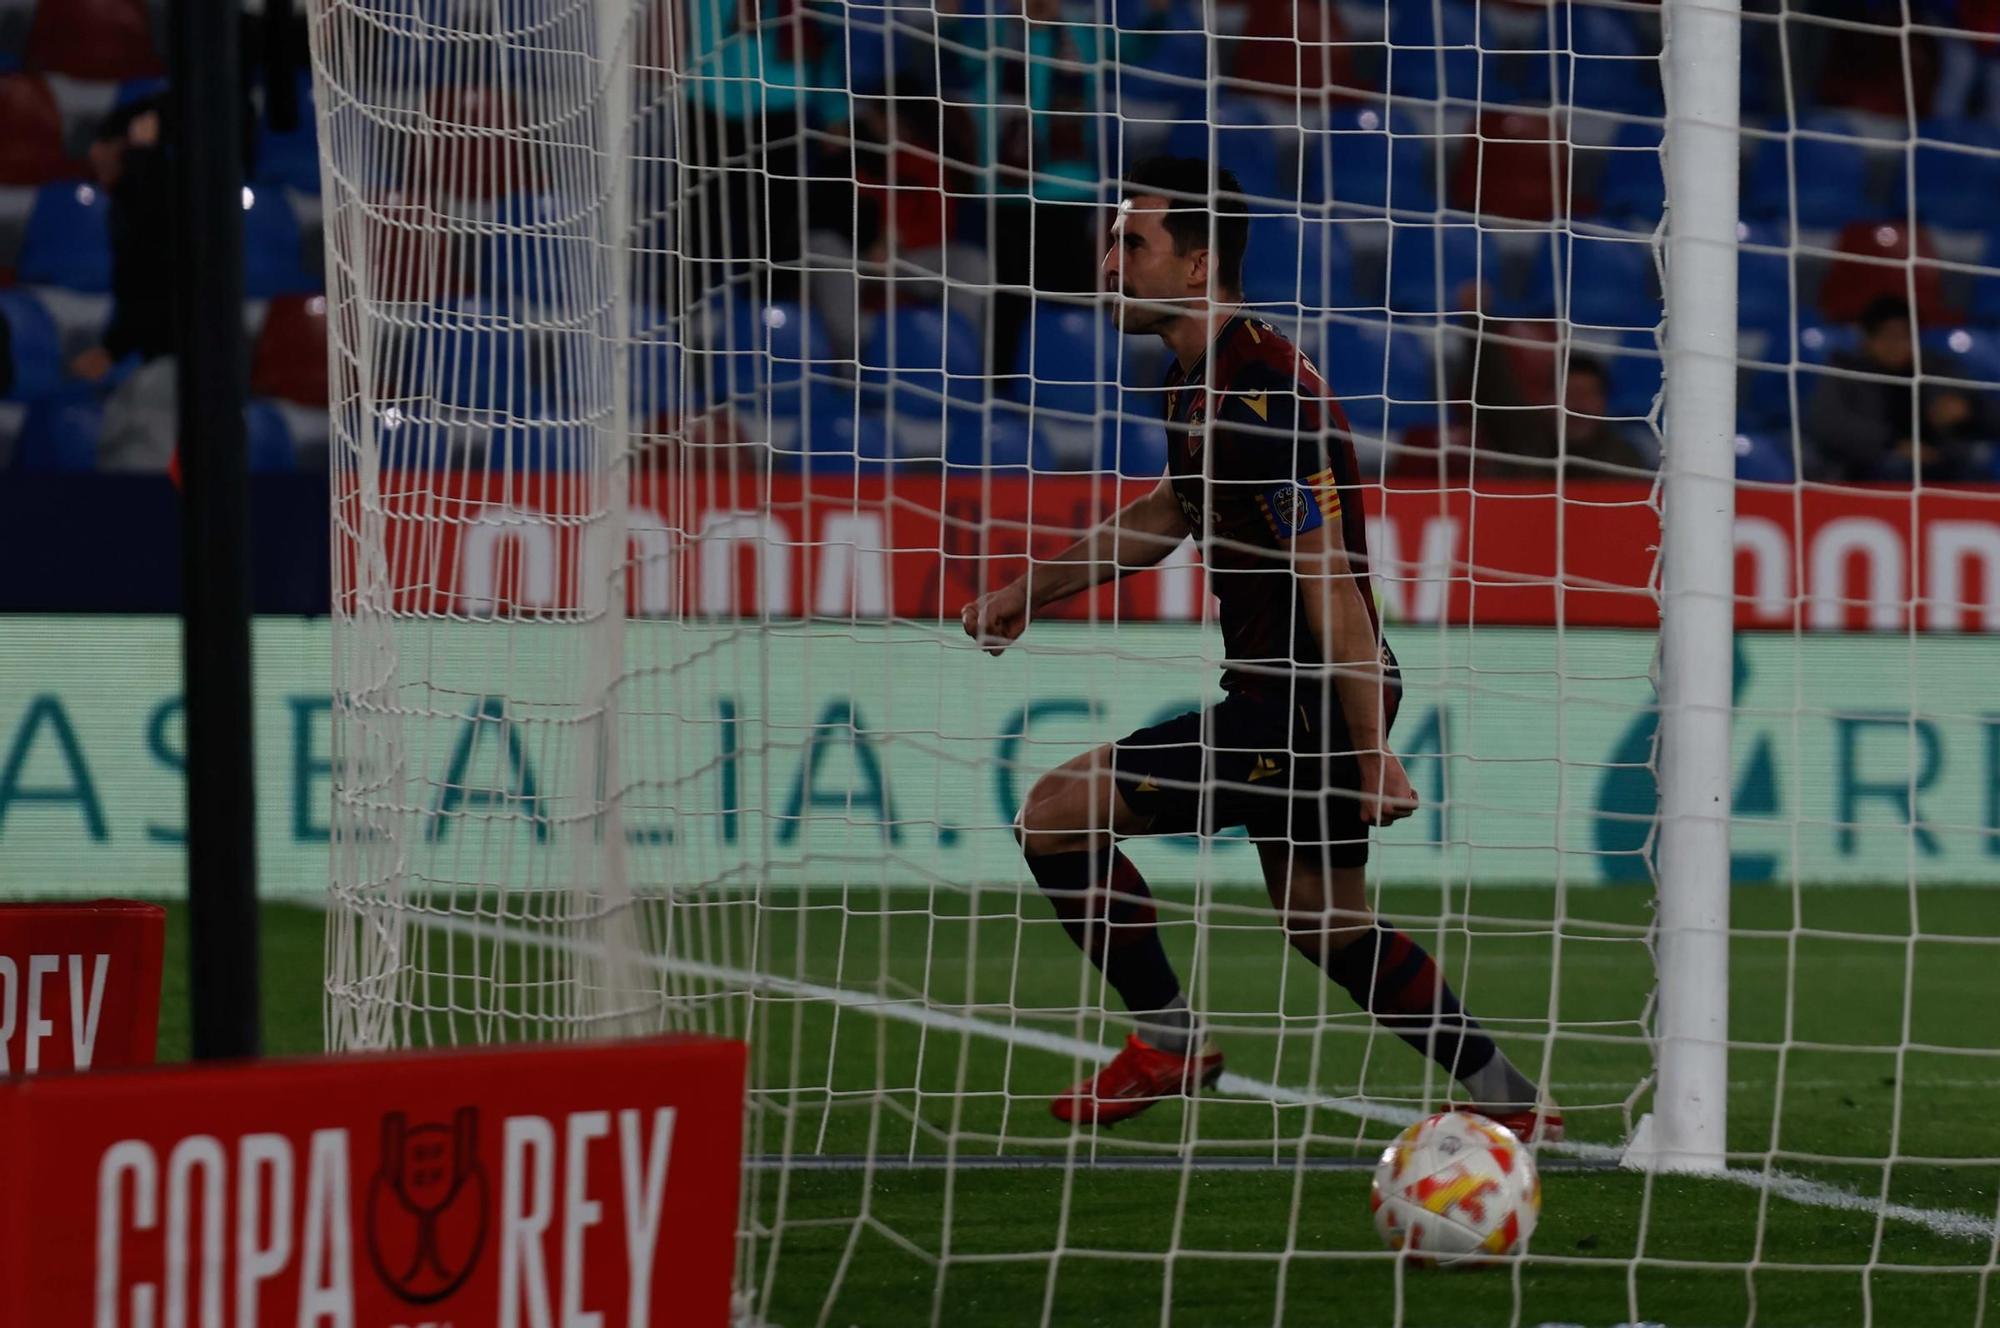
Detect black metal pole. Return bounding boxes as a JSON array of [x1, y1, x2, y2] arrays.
[[172, 0, 261, 1060]]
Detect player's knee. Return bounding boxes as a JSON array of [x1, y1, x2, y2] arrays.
[[1015, 772, 1093, 858], [1279, 908, 1374, 962]]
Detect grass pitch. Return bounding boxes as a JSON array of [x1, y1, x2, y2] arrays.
[[155, 886, 2000, 1327]]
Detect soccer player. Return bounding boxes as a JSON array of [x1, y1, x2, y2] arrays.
[[960, 156, 1562, 1142]]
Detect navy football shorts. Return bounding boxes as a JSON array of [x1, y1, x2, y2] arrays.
[[1110, 668, 1403, 869]]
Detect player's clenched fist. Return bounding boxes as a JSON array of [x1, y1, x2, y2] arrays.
[[1356, 750, 1419, 827], [960, 583, 1029, 656]]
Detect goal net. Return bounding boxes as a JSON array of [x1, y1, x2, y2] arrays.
[[309, 0, 2000, 1322]]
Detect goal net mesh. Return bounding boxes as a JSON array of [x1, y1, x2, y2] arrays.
[[309, 0, 2000, 1321]]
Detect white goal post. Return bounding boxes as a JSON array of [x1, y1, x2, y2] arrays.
[[307, 0, 2000, 1321]]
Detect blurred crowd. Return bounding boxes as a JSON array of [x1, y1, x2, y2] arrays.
[[6, 0, 2000, 485]]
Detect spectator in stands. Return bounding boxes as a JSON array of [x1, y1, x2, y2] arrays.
[[69, 96, 172, 383], [1560, 356, 1656, 474], [1805, 296, 1999, 482], [71, 95, 180, 472]]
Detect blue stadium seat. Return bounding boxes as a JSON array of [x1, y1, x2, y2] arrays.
[[1737, 222, 1796, 335], [244, 397, 297, 473], [1742, 113, 1893, 228], [1915, 119, 2000, 231], [803, 410, 895, 474], [242, 185, 314, 298], [13, 398, 100, 471], [1592, 122, 1665, 226], [1567, 6, 1662, 116], [1386, 223, 1481, 315], [1010, 302, 1118, 420], [1321, 316, 1442, 443], [1243, 215, 1360, 314], [416, 304, 539, 414], [1102, 389, 1169, 477], [1598, 329, 1662, 420], [1384, 0, 1478, 104], [947, 406, 1036, 472], [1167, 111, 1288, 207], [255, 73, 321, 194], [1567, 233, 1660, 329], [18, 180, 110, 292], [860, 305, 984, 436], [1734, 431, 1797, 483], [0, 287, 62, 400], [1925, 327, 2000, 389], [1305, 106, 1436, 216]]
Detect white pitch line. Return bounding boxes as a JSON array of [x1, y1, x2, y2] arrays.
[[363, 905, 1998, 1244]]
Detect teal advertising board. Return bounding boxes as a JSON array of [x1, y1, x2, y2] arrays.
[[0, 618, 1992, 895]]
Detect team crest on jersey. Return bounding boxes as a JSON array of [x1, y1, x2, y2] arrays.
[[1272, 485, 1310, 531]]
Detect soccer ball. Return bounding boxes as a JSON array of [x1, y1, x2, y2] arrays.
[[1369, 1112, 1541, 1264]]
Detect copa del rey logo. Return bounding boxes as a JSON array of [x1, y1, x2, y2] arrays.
[[94, 1105, 679, 1327]]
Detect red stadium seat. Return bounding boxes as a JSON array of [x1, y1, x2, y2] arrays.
[[1453, 112, 1572, 223], [0, 75, 74, 185], [1819, 221, 1951, 326], [415, 88, 534, 202], [1228, 1, 1358, 100], [252, 293, 330, 408], [25, 0, 161, 80]]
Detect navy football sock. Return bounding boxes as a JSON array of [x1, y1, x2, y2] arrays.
[[1025, 848, 1188, 1047], [1320, 922, 1498, 1082]]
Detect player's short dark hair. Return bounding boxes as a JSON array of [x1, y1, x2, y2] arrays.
[[1568, 354, 1610, 386], [1860, 295, 1911, 334], [1121, 155, 1250, 297]]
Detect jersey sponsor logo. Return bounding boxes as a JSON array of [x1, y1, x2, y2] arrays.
[[1257, 483, 1325, 539]]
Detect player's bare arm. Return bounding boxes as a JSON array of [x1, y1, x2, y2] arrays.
[[1290, 520, 1417, 827], [960, 473, 1192, 656]]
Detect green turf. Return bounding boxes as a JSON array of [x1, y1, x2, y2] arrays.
[[155, 888, 2000, 1326]]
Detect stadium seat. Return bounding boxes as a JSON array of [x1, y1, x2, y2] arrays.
[[0, 287, 61, 400], [255, 74, 322, 195], [1566, 233, 1660, 329], [12, 397, 99, 471], [1226, 0, 1356, 101], [410, 303, 540, 414], [1734, 431, 1796, 484], [1569, 6, 1663, 117], [251, 293, 330, 408], [1383, 0, 1477, 104], [242, 185, 316, 298], [860, 305, 984, 423], [1386, 223, 1481, 315], [0, 74, 71, 185], [1737, 222, 1797, 335], [1167, 110, 1289, 208], [1590, 122, 1665, 226], [25, 0, 160, 79], [1304, 105, 1435, 216], [1819, 221, 1949, 326], [1924, 326, 2000, 390], [1914, 119, 2000, 232], [1011, 302, 1120, 420], [1320, 316, 1442, 444], [1742, 113, 1897, 228], [1597, 328, 1663, 420], [798, 409, 894, 475], [18, 179, 111, 292], [1242, 214, 1360, 314], [1103, 389, 1170, 477], [946, 406, 1036, 472], [1453, 112, 1568, 222], [244, 398, 298, 473]]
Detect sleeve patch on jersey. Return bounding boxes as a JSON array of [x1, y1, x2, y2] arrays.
[[1258, 483, 1326, 539], [1306, 467, 1343, 519]]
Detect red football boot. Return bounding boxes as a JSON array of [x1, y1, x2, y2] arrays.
[[1051, 1033, 1225, 1126], [1461, 1102, 1566, 1145]]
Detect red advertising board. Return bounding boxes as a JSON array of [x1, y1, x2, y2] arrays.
[[0, 1036, 745, 1326], [0, 900, 163, 1076], [340, 470, 2000, 632]]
